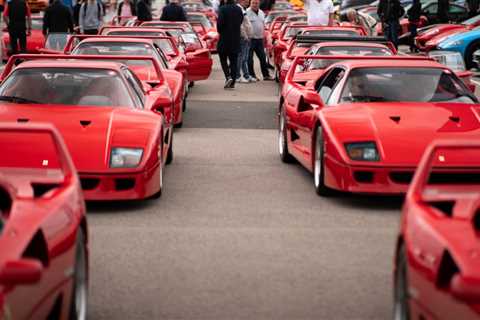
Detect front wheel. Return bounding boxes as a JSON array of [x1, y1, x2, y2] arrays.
[[278, 109, 294, 163], [313, 128, 333, 196], [393, 245, 411, 320], [69, 230, 88, 320]]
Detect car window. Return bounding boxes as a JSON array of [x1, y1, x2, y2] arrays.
[[317, 68, 346, 104], [0, 68, 136, 108], [122, 67, 145, 108], [423, 3, 437, 14], [449, 4, 466, 14]]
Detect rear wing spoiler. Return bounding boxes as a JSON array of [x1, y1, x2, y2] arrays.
[[409, 140, 480, 205], [140, 21, 192, 32], [99, 26, 169, 35], [189, 21, 207, 35], [286, 35, 397, 57], [61, 34, 179, 56], [2, 54, 165, 84], [286, 54, 433, 82], [0, 123, 76, 182]]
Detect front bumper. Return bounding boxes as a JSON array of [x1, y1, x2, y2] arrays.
[[325, 157, 415, 194], [79, 163, 160, 201]]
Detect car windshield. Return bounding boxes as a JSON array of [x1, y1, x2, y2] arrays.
[[273, 2, 292, 9], [301, 29, 360, 37], [307, 46, 392, 69], [286, 27, 305, 38], [0, 68, 135, 107], [462, 14, 480, 25], [187, 15, 212, 29], [74, 42, 155, 56], [265, 11, 296, 24], [340, 67, 477, 104], [107, 31, 163, 36]]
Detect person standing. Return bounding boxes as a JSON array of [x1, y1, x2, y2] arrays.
[[437, 0, 449, 23], [136, 0, 152, 21], [407, 0, 421, 52], [3, 0, 31, 54], [43, 0, 74, 35], [378, 0, 404, 49], [117, 0, 136, 24], [237, 0, 255, 83], [79, 0, 103, 34], [160, 0, 187, 21], [305, 0, 334, 26], [217, 0, 243, 89], [247, 0, 273, 81]]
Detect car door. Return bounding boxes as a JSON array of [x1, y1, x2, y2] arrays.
[[295, 68, 346, 168], [449, 4, 469, 23]]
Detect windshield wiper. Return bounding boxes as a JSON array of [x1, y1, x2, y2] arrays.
[[343, 95, 388, 103], [0, 95, 41, 104]]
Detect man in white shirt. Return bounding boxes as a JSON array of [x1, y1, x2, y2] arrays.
[[305, 0, 334, 26]]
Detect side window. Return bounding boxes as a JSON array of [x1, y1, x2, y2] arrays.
[[449, 5, 465, 14], [423, 3, 437, 14], [317, 68, 345, 105], [153, 45, 169, 69], [122, 68, 144, 108]]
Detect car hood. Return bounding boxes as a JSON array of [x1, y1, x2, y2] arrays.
[[419, 24, 464, 39], [439, 28, 479, 46], [428, 27, 468, 45], [0, 104, 152, 172], [323, 102, 480, 166]]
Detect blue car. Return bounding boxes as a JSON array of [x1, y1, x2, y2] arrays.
[[437, 26, 480, 69]]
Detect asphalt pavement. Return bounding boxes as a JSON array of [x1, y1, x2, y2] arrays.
[[86, 59, 401, 319]]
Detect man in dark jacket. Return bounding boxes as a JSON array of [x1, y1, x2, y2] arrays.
[[378, 0, 404, 48], [3, 0, 32, 54], [136, 0, 152, 21], [217, 0, 243, 89], [160, 0, 187, 21], [407, 0, 421, 52], [437, 0, 449, 23], [43, 0, 74, 35]]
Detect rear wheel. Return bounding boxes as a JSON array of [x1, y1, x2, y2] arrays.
[[313, 128, 333, 196], [182, 97, 187, 112], [69, 230, 87, 320], [166, 135, 173, 165], [278, 108, 294, 163], [393, 245, 411, 320], [151, 143, 164, 199]]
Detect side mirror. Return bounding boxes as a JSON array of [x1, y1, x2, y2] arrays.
[[151, 95, 172, 114], [0, 259, 43, 286], [141, 81, 152, 93], [451, 274, 480, 303], [303, 90, 323, 107]]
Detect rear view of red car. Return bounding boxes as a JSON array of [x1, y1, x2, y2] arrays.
[[0, 123, 88, 320], [394, 140, 480, 320]]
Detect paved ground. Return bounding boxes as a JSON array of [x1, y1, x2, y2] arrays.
[[87, 58, 402, 319]]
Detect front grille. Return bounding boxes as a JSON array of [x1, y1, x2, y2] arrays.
[[115, 178, 135, 191], [80, 178, 100, 190], [389, 172, 414, 184]]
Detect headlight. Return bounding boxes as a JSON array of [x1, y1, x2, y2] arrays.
[[345, 142, 380, 161], [428, 50, 466, 71], [110, 148, 143, 168]]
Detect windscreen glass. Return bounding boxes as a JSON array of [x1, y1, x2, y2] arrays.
[[306, 46, 392, 69], [340, 67, 476, 104], [0, 68, 135, 107]]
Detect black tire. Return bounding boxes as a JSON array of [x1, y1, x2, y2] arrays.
[[166, 135, 173, 165], [174, 121, 183, 128], [188, 81, 194, 88], [182, 97, 187, 112], [69, 229, 88, 320], [313, 128, 333, 196], [275, 68, 279, 83], [278, 108, 295, 163], [465, 41, 480, 70], [393, 245, 411, 320]]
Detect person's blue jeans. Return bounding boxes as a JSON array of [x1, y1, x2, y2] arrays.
[[384, 20, 399, 49], [248, 38, 270, 79], [237, 38, 250, 79]]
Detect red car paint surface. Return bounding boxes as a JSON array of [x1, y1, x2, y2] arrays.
[[0, 123, 87, 320], [2, 16, 44, 61], [63, 36, 187, 126], [279, 55, 479, 195], [1, 55, 173, 200], [394, 140, 480, 319], [423, 28, 471, 52]]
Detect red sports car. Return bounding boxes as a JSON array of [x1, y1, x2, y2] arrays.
[[0, 54, 174, 201], [0, 123, 87, 320], [416, 14, 480, 51], [394, 139, 480, 320], [98, 28, 213, 82], [2, 15, 44, 62], [278, 36, 395, 84], [64, 36, 187, 126], [279, 55, 479, 196], [186, 12, 219, 52]]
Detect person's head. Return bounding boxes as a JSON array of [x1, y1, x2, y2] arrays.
[[346, 9, 358, 23], [250, 0, 259, 10], [239, 0, 249, 8]]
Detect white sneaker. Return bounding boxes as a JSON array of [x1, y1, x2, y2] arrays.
[[238, 77, 249, 83], [247, 77, 257, 83]]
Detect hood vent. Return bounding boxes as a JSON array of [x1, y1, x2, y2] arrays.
[[449, 116, 460, 123], [80, 120, 91, 127], [390, 116, 401, 123], [17, 118, 29, 123]]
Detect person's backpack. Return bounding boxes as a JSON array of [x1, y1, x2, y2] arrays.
[[82, 1, 102, 20]]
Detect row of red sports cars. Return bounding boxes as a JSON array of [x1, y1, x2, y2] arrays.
[[0, 3, 217, 317], [2, 2, 480, 319], [268, 7, 480, 320]]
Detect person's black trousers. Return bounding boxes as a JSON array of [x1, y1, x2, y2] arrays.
[[219, 51, 238, 82], [248, 38, 269, 79], [409, 22, 418, 52], [9, 29, 26, 54]]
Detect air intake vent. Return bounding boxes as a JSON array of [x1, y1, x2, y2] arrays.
[[429, 200, 455, 217]]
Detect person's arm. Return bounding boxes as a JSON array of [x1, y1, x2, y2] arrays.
[[79, 3, 84, 32], [328, 1, 334, 26], [26, 2, 31, 35], [42, 8, 49, 35], [3, 5, 8, 27], [67, 7, 74, 33], [217, 7, 224, 34], [159, 5, 166, 20]]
